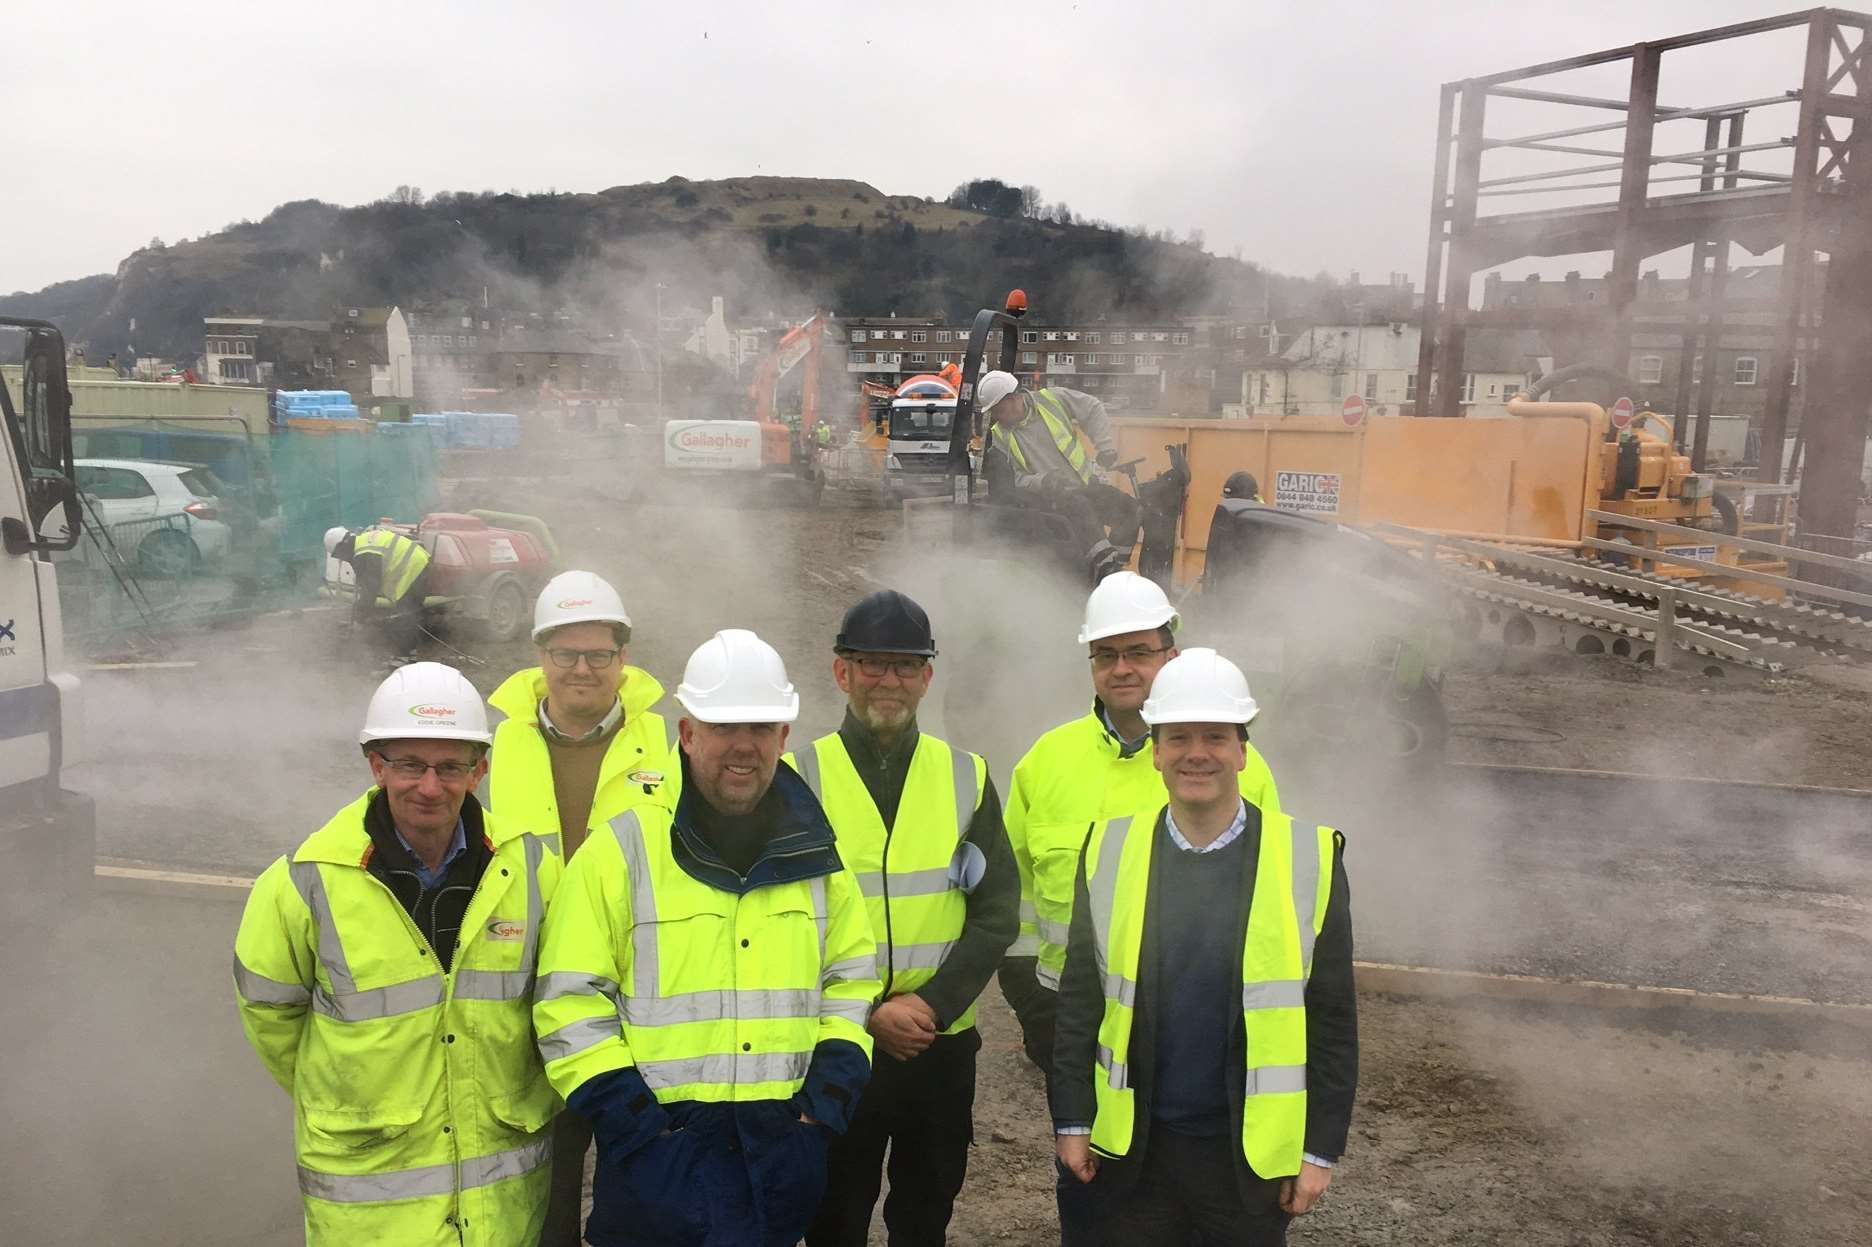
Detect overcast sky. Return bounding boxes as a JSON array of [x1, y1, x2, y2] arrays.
[[6, 0, 1815, 295]]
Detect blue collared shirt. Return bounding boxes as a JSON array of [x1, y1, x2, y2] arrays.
[[395, 818, 467, 891]]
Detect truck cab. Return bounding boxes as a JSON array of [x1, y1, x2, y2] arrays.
[[0, 319, 94, 912], [883, 377, 976, 499]]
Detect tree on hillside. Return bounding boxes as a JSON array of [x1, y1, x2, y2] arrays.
[[945, 178, 1027, 218], [388, 185, 425, 206]]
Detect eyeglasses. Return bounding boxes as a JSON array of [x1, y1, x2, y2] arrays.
[[545, 647, 622, 671], [378, 757, 479, 782], [849, 656, 929, 680], [1089, 645, 1172, 670]]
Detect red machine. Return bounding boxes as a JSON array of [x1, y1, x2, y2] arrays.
[[325, 511, 557, 640]]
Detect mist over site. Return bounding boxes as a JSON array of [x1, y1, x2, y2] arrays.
[[5, 2, 1872, 1246]]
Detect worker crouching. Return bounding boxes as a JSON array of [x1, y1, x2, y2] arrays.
[[533, 629, 881, 1247], [1051, 649, 1357, 1246], [233, 662, 563, 1245]]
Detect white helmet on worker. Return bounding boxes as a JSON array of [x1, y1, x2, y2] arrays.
[[976, 369, 1020, 414], [1140, 647, 1260, 727], [1079, 570, 1181, 644], [533, 569, 632, 642], [359, 661, 493, 746], [323, 526, 351, 553], [676, 628, 800, 724]]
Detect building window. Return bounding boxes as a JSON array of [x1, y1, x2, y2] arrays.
[[346, 359, 358, 368], [1460, 373, 1476, 403], [1329, 372, 1344, 399], [1405, 373, 1418, 402], [1791, 357, 1801, 386], [892, 330, 905, 340], [1172, 332, 1189, 345], [851, 351, 868, 364], [1691, 353, 1703, 379], [1487, 382, 1500, 399], [936, 330, 950, 342], [1637, 354, 1663, 384], [1083, 354, 1099, 366], [909, 353, 927, 364], [851, 330, 866, 343], [1364, 373, 1378, 400], [1065, 331, 1079, 341], [910, 331, 927, 343], [1153, 332, 1168, 342], [1134, 354, 1147, 366], [1021, 351, 1038, 365], [1087, 331, 1101, 345], [1055, 354, 1074, 365], [1733, 355, 1758, 386], [1044, 331, 1060, 341], [468, 335, 477, 347], [1022, 331, 1038, 344]]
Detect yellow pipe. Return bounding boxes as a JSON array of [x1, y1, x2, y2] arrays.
[[1505, 395, 1606, 425]]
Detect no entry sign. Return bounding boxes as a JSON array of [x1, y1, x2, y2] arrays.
[[1611, 396, 1636, 429], [1342, 393, 1367, 427]]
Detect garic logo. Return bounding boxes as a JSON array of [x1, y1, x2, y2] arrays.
[[0, 618, 15, 658]]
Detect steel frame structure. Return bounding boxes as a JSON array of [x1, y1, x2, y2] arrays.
[[1417, 8, 1872, 541]]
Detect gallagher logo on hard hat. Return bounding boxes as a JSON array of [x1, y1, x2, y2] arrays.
[[533, 570, 632, 642], [360, 662, 493, 745]]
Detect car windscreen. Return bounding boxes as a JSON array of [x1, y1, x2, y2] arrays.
[[890, 405, 954, 439]]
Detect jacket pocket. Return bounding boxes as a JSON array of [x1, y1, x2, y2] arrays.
[[489, 1073, 561, 1136], [303, 1102, 425, 1152]]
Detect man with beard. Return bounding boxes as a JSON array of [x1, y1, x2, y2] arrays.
[[791, 591, 1020, 1247]]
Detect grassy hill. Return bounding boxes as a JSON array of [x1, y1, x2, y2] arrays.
[[0, 176, 1348, 360]]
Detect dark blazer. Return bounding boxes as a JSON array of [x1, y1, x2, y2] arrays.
[[1049, 801, 1357, 1197]]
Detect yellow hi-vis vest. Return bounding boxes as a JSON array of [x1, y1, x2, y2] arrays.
[[1005, 710, 1280, 989], [486, 665, 673, 853], [1083, 806, 1334, 1180], [352, 528, 431, 606], [786, 733, 987, 1034], [532, 805, 880, 1106], [1002, 389, 1095, 484], [232, 793, 562, 1247]]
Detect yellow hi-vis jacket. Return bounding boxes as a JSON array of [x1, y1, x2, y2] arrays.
[[1083, 805, 1334, 1179], [1002, 389, 1095, 485], [786, 732, 987, 1034], [351, 528, 430, 606], [532, 803, 880, 1108], [232, 792, 562, 1247], [486, 665, 673, 845], [1006, 708, 1280, 989]]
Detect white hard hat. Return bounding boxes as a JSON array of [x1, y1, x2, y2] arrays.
[[323, 526, 350, 553], [676, 629, 800, 724], [976, 370, 1019, 413], [1140, 648, 1260, 727], [1079, 570, 1180, 644], [359, 661, 493, 746], [533, 569, 632, 642]]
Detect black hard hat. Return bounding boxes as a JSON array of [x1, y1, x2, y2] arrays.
[[836, 590, 937, 657], [1222, 470, 1261, 500]]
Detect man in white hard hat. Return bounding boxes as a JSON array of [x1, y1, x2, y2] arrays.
[[233, 662, 562, 1246], [485, 570, 670, 1246], [534, 629, 881, 1247], [976, 368, 1141, 580], [998, 572, 1282, 1238], [1051, 649, 1357, 1246]]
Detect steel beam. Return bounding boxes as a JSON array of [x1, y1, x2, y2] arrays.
[[1608, 46, 1662, 385], [1416, 83, 1458, 418], [1436, 83, 1488, 418]]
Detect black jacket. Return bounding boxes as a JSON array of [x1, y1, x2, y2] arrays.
[[1050, 802, 1357, 1189], [830, 711, 1020, 1030], [361, 789, 492, 972]]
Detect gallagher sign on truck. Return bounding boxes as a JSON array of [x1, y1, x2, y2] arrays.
[[664, 419, 763, 470]]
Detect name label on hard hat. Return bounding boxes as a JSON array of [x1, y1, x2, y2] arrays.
[[1273, 471, 1342, 515]]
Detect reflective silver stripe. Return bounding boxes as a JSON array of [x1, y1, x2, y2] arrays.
[[951, 746, 979, 834], [297, 1137, 552, 1206], [637, 1048, 812, 1090], [535, 971, 620, 1005], [1241, 979, 1308, 1011], [313, 976, 446, 1022], [609, 811, 659, 997], [1035, 963, 1061, 991], [795, 744, 824, 803], [453, 969, 533, 1001], [1037, 918, 1072, 947], [886, 940, 953, 972], [1096, 1043, 1128, 1090], [621, 987, 817, 1027], [1102, 972, 1137, 1008], [289, 860, 356, 994], [1019, 899, 1039, 925], [823, 955, 874, 983], [1086, 815, 1135, 990], [1246, 1063, 1307, 1096], [857, 866, 952, 898], [521, 833, 547, 976], [460, 1135, 553, 1190], [539, 1014, 621, 1062], [300, 1157, 456, 1204], [820, 996, 872, 1024], [1008, 933, 1041, 957], [1291, 818, 1324, 974], [233, 956, 311, 1007]]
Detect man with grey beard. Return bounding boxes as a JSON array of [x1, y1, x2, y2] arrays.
[[792, 590, 1020, 1247]]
